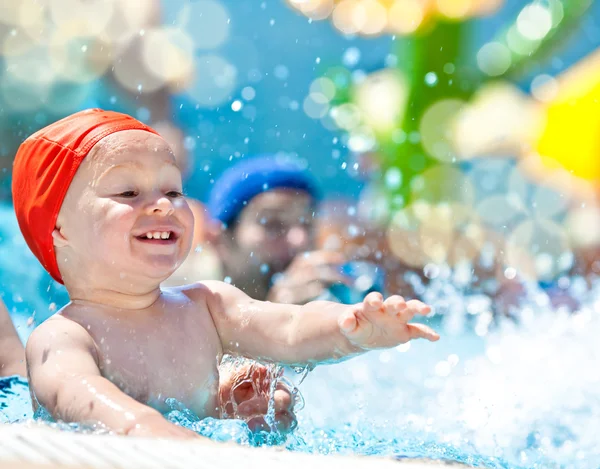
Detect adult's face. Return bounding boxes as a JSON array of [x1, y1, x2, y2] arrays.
[[230, 189, 315, 272]]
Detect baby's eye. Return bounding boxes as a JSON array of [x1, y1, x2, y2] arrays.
[[166, 191, 184, 198], [118, 191, 138, 198]]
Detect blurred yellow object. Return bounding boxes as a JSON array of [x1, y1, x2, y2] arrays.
[[535, 49, 600, 185], [288, 0, 503, 36], [452, 82, 543, 158], [354, 69, 407, 132]]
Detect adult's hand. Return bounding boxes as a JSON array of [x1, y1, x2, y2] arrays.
[[267, 250, 349, 305], [219, 361, 297, 434]]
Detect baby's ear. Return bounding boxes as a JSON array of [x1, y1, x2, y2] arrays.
[[51, 228, 68, 248]]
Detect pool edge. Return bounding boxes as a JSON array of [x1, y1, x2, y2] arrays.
[[0, 423, 474, 468]]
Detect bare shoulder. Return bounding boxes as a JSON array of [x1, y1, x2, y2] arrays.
[[178, 281, 249, 317], [179, 280, 246, 302], [26, 314, 98, 365]]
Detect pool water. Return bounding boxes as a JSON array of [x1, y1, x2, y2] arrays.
[[4, 303, 600, 469], [1, 201, 599, 468]]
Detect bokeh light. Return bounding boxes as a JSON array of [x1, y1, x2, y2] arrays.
[[516, 3, 553, 41], [506, 218, 572, 282], [566, 203, 600, 250], [420, 99, 466, 163], [288, 0, 504, 37], [49, 26, 113, 83], [176, 0, 231, 50], [387, 200, 485, 268], [387, 0, 425, 34], [142, 27, 195, 90], [411, 165, 475, 207], [185, 54, 238, 108], [288, 0, 335, 20], [477, 42, 511, 76], [113, 35, 166, 93], [476, 195, 527, 232], [354, 69, 407, 132], [452, 83, 543, 158], [48, 0, 114, 36]]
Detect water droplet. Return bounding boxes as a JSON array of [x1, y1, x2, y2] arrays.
[[342, 47, 360, 67], [444, 63, 455, 74], [504, 267, 517, 280], [425, 72, 438, 87], [241, 86, 256, 101], [274, 65, 289, 80]]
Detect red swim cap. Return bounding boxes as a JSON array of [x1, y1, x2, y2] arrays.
[[12, 108, 160, 284]]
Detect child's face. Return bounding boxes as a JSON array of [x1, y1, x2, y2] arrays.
[[56, 130, 194, 284]]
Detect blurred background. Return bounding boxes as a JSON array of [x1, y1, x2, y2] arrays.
[[3, 3, 600, 465], [0, 0, 599, 333]]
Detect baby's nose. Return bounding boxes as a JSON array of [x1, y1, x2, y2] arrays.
[[150, 196, 175, 215]]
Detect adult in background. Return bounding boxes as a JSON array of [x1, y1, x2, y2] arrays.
[[207, 156, 348, 304]]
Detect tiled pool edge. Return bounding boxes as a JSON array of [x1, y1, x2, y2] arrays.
[[0, 424, 473, 468]]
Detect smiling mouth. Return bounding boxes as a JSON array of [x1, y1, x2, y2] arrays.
[[135, 231, 179, 243]]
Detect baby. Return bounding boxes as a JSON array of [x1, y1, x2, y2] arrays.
[[12, 109, 439, 441]]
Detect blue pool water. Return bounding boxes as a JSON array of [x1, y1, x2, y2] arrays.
[[1, 201, 599, 468], [4, 300, 600, 469]]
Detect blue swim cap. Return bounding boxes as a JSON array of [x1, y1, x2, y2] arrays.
[[207, 156, 320, 226]]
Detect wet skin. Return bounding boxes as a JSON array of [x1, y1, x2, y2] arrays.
[[26, 130, 438, 440]]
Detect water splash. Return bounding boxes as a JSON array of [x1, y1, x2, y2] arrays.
[[3, 287, 600, 467], [263, 364, 281, 431]]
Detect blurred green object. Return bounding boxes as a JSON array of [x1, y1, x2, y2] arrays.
[[301, 0, 596, 215]]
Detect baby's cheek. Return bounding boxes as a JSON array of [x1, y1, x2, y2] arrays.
[[177, 201, 195, 230], [101, 204, 136, 230]]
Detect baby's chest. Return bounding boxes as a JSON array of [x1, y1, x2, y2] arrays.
[[95, 318, 221, 416]]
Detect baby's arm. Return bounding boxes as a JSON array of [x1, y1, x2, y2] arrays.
[[202, 281, 439, 366], [26, 317, 201, 440], [0, 298, 25, 377]]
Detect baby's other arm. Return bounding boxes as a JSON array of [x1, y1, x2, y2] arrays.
[[0, 298, 25, 377], [26, 317, 202, 440], [200, 281, 439, 367]]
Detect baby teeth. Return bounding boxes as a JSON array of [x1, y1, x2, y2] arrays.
[[144, 231, 171, 239]]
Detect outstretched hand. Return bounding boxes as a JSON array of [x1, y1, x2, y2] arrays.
[[338, 292, 439, 350]]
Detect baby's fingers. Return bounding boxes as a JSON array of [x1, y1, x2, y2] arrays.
[[338, 311, 358, 334], [363, 291, 384, 315], [406, 323, 440, 342], [384, 295, 406, 316], [338, 309, 374, 346], [405, 300, 431, 317]]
